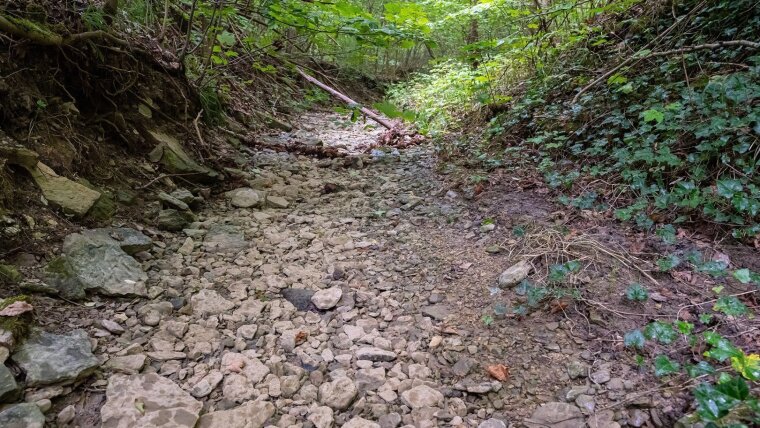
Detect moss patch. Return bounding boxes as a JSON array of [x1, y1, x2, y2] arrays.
[[0, 264, 22, 284], [0, 295, 34, 341]]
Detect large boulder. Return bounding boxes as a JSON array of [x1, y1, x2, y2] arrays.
[[12, 329, 99, 387], [100, 373, 202, 428], [0, 364, 20, 402], [44, 231, 148, 299]]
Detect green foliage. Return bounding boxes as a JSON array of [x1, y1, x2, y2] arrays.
[[625, 283, 649, 302]]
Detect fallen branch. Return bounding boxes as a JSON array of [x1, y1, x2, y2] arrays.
[[296, 67, 394, 130]]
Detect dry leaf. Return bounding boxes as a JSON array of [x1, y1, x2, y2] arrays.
[[486, 364, 509, 381], [549, 299, 569, 314], [295, 331, 308, 345], [0, 301, 33, 317]]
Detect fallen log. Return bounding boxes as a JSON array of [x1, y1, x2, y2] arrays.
[[296, 67, 394, 130]]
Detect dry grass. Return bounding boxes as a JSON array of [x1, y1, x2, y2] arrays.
[[502, 224, 659, 285]]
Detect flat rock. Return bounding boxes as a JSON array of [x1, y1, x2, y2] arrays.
[[479, 419, 508, 428], [12, 329, 99, 386], [0, 364, 19, 401], [0, 403, 45, 428], [319, 377, 357, 410], [524, 402, 584, 428], [91, 228, 152, 255], [281, 288, 316, 311], [311, 287, 342, 310], [46, 231, 148, 299], [100, 373, 202, 428], [197, 400, 275, 428], [421, 304, 451, 320], [307, 406, 334, 428], [344, 416, 380, 428], [356, 347, 397, 362], [203, 224, 248, 253], [158, 191, 190, 211], [28, 162, 100, 216], [104, 354, 146, 375], [157, 209, 195, 231], [227, 188, 261, 208], [267, 195, 289, 208], [498, 260, 532, 287], [401, 385, 444, 409], [147, 130, 220, 182], [191, 289, 235, 315]]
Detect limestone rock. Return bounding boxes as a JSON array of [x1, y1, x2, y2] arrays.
[[100, 373, 202, 428], [0, 403, 45, 428], [203, 224, 248, 253], [356, 347, 397, 362], [227, 188, 261, 208], [157, 209, 195, 231], [344, 416, 380, 428], [147, 131, 220, 182], [319, 377, 358, 410], [0, 363, 20, 402], [524, 402, 584, 428], [191, 289, 235, 315], [311, 287, 342, 310], [104, 354, 146, 375], [498, 260, 532, 287], [28, 162, 100, 216], [12, 329, 99, 386], [267, 195, 289, 208], [45, 231, 147, 299], [307, 406, 334, 428], [401, 385, 444, 409], [86, 228, 152, 255], [197, 400, 275, 428]]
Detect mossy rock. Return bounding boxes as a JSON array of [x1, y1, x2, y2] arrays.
[[0, 295, 34, 344], [88, 192, 116, 222], [0, 264, 22, 285], [43, 257, 82, 300]]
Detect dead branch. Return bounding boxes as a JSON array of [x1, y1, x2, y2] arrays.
[[296, 67, 394, 130]]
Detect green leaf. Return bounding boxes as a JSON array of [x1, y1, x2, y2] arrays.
[[703, 331, 742, 362], [713, 296, 748, 316], [715, 375, 749, 401], [655, 224, 677, 244], [373, 101, 403, 118], [653, 355, 680, 376], [624, 329, 645, 349], [694, 382, 738, 420], [675, 320, 693, 334], [642, 109, 664, 124], [644, 321, 678, 345], [716, 178, 743, 198], [625, 284, 649, 302], [657, 254, 681, 271], [686, 361, 716, 377]]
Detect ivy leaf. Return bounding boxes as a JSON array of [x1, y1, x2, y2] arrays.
[[715, 178, 743, 198], [713, 296, 748, 316], [703, 331, 742, 362], [715, 375, 749, 401], [686, 361, 716, 377], [624, 329, 645, 349], [732, 268, 760, 284], [644, 321, 678, 345], [730, 353, 760, 381], [642, 109, 664, 124], [653, 355, 680, 376], [694, 382, 737, 420], [655, 224, 677, 244]]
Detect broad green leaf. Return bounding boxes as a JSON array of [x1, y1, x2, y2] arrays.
[[644, 321, 678, 345], [730, 353, 760, 381], [653, 355, 680, 376], [624, 329, 645, 349], [686, 361, 715, 377], [642, 109, 664, 124], [713, 296, 748, 316]]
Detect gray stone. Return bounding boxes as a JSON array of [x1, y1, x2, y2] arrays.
[[311, 287, 342, 310], [281, 288, 316, 311], [147, 130, 220, 182], [566, 360, 587, 379], [91, 228, 152, 255], [344, 416, 380, 428], [590, 369, 611, 384], [105, 354, 146, 375], [319, 377, 358, 410], [452, 357, 475, 377], [356, 347, 397, 362], [524, 402, 584, 428], [158, 192, 190, 211], [307, 406, 334, 428], [498, 260, 532, 287], [46, 231, 148, 299], [0, 363, 20, 402], [575, 394, 595, 414], [158, 209, 196, 231], [12, 329, 99, 386], [479, 418, 507, 428], [190, 370, 223, 398], [100, 373, 202, 428], [267, 195, 289, 208], [191, 289, 235, 315], [400, 385, 444, 409], [203, 224, 248, 253], [0, 403, 45, 428], [379, 412, 402, 428], [28, 162, 100, 216], [421, 304, 451, 320], [197, 401, 275, 428], [227, 188, 261, 208]]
